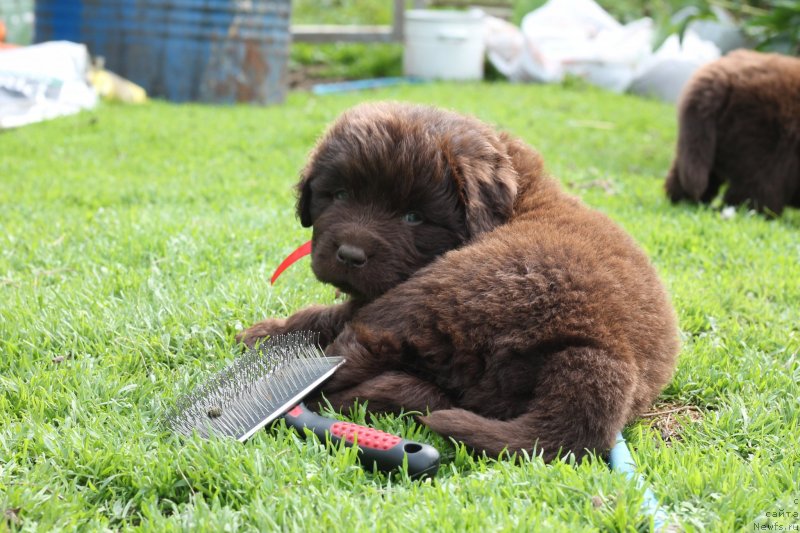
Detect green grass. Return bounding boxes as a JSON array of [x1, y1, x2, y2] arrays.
[[1, 83, 799, 531], [289, 0, 405, 82]]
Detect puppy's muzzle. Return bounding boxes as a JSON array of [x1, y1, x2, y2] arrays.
[[336, 243, 367, 268]]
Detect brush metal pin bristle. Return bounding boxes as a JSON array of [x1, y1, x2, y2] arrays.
[[164, 331, 344, 442]]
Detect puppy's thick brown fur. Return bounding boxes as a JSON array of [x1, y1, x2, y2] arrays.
[[665, 50, 800, 215], [240, 102, 679, 461]]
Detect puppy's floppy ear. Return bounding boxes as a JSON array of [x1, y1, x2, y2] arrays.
[[444, 138, 519, 237], [296, 136, 332, 227], [295, 169, 314, 228]]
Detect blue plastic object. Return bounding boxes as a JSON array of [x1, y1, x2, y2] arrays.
[[311, 77, 425, 95], [608, 432, 669, 530], [34, 0, 290, 104]]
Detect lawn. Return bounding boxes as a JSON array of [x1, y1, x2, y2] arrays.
[[1, 82, 799, 531]]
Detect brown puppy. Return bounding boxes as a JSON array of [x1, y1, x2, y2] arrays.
[[665, 50, 800, 215], [240, 102, 680, 461]]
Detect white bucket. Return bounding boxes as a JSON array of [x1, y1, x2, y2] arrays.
[[403, 9, 485, 81]]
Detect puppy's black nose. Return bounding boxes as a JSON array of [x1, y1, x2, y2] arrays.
[[336, 243, 367, 267]]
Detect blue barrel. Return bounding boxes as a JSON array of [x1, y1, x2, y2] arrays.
[[34, 0, 291, 104], [33, 0, 82, 43]]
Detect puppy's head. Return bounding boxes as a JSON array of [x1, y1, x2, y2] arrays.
[[296, 102, 519, 300]]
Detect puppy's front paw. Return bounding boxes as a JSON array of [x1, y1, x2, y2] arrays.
[[235, 318, 288, 348]]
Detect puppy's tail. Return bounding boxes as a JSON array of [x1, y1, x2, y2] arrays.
[[419, 408, 616, 462], [666, 68, 730, 203], [419, 345, 641, 461]]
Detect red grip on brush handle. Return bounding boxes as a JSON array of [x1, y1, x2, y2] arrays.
[[283, 403, 440, 479]]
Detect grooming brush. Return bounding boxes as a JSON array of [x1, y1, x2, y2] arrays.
[[164, 331, 440, 479]]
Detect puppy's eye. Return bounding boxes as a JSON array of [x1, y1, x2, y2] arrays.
[[333, 190, 349, 201], [402, 212, 424, 225]]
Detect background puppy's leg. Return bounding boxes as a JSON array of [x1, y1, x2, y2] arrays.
[[420, 346, 635, 462], [237, 301, 357, 347], [723, 162, 789, 216], [700, 171, 724, 204], [314, 371, 453, 415]]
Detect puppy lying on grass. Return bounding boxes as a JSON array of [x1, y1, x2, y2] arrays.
[[665, 50, 800, 216], [240, 102, 680, 461]]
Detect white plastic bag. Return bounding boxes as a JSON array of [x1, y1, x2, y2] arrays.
[[484, 15, 527, 81], [484, 0, 726, 98], [0, 41, 98, 129], [485, 0, 654, 92]]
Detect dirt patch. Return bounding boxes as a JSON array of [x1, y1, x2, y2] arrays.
[[641, 402, 704, 444]]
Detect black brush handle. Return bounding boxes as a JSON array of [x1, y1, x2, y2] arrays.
[[283, 403, 440, 479]]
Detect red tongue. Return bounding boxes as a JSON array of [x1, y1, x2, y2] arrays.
[[270, 240, 312, 285]]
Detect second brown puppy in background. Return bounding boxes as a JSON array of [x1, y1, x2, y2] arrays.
[[240, 102, 680, 461], [665, 50, 800, 216]]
